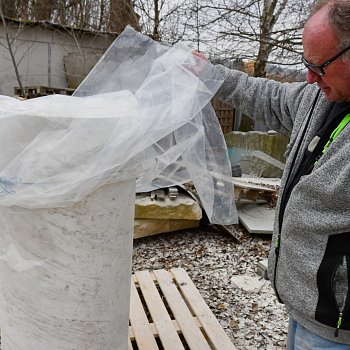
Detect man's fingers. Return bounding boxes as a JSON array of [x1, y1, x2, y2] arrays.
[[192, 51, 208, 61]]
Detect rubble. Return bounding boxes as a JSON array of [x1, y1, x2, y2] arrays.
[[132, 225, 288, 350], [231, 275, 265, 293], [257, 258, 269, 280]]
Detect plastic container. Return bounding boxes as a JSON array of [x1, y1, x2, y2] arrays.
[[0, 179, 135, 350], [231, 164, 242, 177]]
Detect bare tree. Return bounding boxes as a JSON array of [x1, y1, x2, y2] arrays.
[[254, 0, 289, 77], [134, 0, 188, 44], [0, 0, 17, 18], [108, 0, 140, 33], [0, 3, 24, 93], [0, 0, 141, 33], [30, 0, 58, 21], [0, 0, 32, 19], [185, 0, 312, 77], [97, 0, 107, 31]]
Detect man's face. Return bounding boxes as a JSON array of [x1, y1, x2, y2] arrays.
[[302, 7, 350, 102]]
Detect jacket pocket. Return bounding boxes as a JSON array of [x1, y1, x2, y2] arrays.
[[315, 233, 350, 336]]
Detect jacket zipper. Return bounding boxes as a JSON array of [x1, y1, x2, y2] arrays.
[[273, 237, 282, 302], [272, 91, 321, 303], [332, 256, 347, 337]]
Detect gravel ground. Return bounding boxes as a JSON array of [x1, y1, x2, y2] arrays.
[[132, 224, 288, 350]]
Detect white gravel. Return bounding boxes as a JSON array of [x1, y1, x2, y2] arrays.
[[132, 224, 289, 350]]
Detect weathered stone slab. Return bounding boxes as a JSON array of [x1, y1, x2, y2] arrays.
[[237, 202, 275, 234], [135, 193, 202, 220], [134, 219, 200, 239]]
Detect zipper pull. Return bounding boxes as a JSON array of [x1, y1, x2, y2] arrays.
[[275, 237, 280, 255], [335, 312, 343, 337]]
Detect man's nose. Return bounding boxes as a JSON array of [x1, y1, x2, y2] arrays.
[[306, 69, 322, 84]]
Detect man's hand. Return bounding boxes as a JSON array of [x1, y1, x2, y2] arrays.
[[192, 51, 208, 61], [187, 51, 209, 76]]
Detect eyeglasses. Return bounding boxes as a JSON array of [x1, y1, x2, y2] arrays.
[[302, 45, 350, 76]]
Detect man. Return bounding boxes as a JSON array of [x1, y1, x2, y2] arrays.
[[213, 0, 350, 348]]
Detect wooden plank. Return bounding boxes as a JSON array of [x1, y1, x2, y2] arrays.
[[129, 279, 159, 350], [171, 268, 237, 350], [154, 270, 212, 350], [129, 318, 202, 340], [135, 271, 185, 350]]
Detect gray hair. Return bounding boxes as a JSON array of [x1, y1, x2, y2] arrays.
[[309, 0, 350, 57]]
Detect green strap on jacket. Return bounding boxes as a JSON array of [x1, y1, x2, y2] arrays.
[[322, 113, 350, 155]]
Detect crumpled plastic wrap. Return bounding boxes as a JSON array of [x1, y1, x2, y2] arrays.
[[0, 25, 237, 224], [0, 26, 238, 350]]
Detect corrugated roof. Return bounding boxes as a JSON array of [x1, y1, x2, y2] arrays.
[[1, 16, 118, 37]]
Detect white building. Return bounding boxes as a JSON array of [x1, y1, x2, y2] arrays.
[[0, 18, 116, 96]]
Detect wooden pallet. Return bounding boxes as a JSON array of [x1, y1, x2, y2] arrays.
[[129, 268, 237, 350], [211, 98, 235, 134]]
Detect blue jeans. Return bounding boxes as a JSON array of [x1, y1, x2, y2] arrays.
[[287, 318, 350, 349]]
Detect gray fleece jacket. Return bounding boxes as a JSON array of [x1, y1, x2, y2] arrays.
[[215, 64, 350, 344]]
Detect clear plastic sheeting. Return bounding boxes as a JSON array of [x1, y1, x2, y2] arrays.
[[0, 26, 237, 350], [0, 25, 237, 224]]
